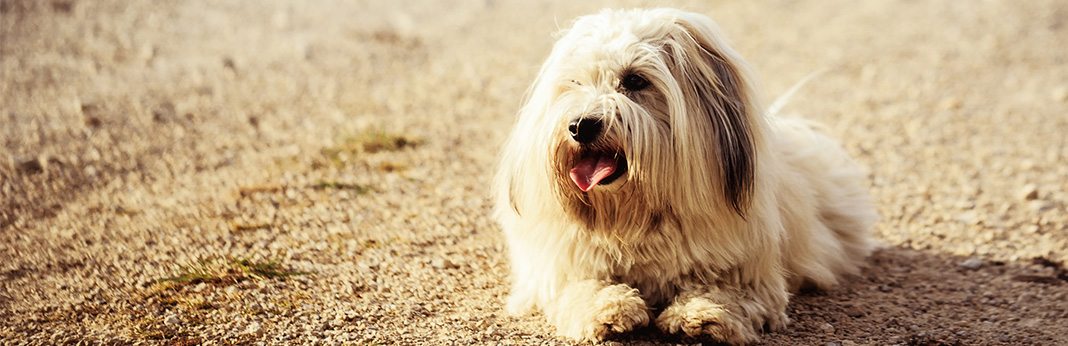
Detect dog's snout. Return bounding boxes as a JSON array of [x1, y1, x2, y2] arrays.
[[568, 117, 603, 144]]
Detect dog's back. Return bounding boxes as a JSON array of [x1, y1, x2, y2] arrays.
[[767, 116, 878, 291]]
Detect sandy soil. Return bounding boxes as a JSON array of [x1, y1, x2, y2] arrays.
[[2, 0, 1068, 345]]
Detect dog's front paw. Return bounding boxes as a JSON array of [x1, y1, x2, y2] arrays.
[[567, 284, 650, 342], [655, 297, 757, 345]]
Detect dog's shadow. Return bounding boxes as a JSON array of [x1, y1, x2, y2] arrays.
[[609, 247, 1068, 346]]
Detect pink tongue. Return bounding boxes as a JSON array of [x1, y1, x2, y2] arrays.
[[569, 155, 617, 192]]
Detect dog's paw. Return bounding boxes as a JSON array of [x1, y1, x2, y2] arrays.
[[573, 284, 650, 341], [655, 297, 758, 345]]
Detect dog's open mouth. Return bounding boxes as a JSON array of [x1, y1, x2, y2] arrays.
[[569, 152, 627, 192]]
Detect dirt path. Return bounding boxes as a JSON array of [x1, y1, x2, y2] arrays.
[[2, 0, 1067, 345]]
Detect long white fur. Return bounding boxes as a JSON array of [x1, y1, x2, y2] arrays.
[[494, 8, 876, 345]]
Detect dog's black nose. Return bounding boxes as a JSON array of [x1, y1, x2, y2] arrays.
[[568, 117, 602, 144]]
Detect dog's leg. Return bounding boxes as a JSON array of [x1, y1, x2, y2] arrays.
[[543, 279, 650, 342], [655, 280, 789, 345]]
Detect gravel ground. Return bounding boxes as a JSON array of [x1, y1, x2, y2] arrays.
[[2, 0, 1067, 345]]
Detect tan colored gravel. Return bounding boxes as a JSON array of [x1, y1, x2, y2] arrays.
[[3, 0, 1067, 345]]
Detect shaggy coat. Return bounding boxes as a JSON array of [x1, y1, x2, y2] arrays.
[[494, 8, 876, 344]]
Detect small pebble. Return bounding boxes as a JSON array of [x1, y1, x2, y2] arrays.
[[1053, 86, 1068, 102], [820, 323, 835, 334], [960, 258, 985, 270], [1017, 184, 1038, 200], [954, 212, 979, 225], [16, 158, 44, 174], [164, 315, 181, 326], [1029, 200, 1055, 214], [843, 306, 865, 317], [245, 322, 263, 336], [938, 97, 962, 110], [431, 258, 457, 269]]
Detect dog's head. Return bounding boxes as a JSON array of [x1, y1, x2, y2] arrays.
[[502, 8, 765, 227]]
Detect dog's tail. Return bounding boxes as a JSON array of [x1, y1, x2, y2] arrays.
[[767, 69, 828, 116]]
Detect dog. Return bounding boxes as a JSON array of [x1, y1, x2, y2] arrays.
[[493, 8, 877, 345]]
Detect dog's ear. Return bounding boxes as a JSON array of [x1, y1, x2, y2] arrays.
[[668, 12, 756, 218]]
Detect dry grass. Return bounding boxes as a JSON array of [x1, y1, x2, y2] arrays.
[[312, 180, 375, 193], [352, 131, 422, 154], [230, 221, 272, 233], [236, 184, 285, 197], [319, 130, 423, 166], [151, 258, 314, 287]]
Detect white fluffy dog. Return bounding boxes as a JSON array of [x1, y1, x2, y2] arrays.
[[494, 8, 877, 345]]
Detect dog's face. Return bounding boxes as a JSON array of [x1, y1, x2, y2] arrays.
[[505, 9, 764, 229], [539, 9, 760, 216]]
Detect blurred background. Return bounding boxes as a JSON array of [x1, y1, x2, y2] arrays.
[[2, 0, 1067, 344]]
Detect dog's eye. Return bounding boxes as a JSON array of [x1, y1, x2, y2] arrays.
[[620, 74, 649, 91], [570, 79, 582, 86]]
